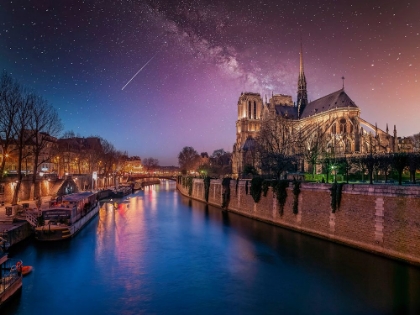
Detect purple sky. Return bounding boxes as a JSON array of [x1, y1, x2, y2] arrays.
[[1, 0, 419, 165]]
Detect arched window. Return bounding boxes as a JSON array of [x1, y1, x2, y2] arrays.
[[253, 101, 257, 119], [248, 101, 251, 119], [340, 118, 346, 133], [331, 124, 336, 134], [346, 140, 351, 153]]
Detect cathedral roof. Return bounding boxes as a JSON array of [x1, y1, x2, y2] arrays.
[[300, 89, 358, 118], [275, 105, 299, 119]]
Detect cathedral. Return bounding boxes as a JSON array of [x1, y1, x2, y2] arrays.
[[232, 46, 398, 177]]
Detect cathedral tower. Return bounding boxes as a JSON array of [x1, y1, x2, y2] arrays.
[[297, 43, 308, 118]]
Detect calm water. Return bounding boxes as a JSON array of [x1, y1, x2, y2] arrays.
[[3, 181, 420, 314]]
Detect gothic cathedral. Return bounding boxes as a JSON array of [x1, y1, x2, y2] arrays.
[[232, 46, 398, 177]]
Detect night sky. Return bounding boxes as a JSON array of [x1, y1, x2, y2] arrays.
[[1, 0, 419, 165]]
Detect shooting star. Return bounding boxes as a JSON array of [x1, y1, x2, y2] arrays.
[[121, 53, 157, 90]]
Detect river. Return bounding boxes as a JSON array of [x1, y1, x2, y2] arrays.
[[3, 180, 420, 314]]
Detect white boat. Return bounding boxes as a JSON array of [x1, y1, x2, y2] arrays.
[[34, 192, 99, 241]]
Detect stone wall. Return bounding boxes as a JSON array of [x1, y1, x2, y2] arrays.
[[177, 179, 420, 265], [1, 177, 56, 203], [0, 174, 93, 204]]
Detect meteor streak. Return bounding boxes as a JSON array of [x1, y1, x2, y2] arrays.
[[121, 53, 157, 90]]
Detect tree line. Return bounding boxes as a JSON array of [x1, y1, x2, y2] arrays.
[[178, 146, 231, 177], [249, 115, 420, 185], [0, 72, 159, 203]]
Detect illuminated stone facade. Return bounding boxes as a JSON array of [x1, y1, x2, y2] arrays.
[[232, 48, 399, 177]]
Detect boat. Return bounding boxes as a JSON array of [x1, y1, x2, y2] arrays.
[[21, 265, 32, 276], [111, 186, 132, 198], [0, 253, 22, 308], [34, 191, 99, 241], [14, 261, 32, 276]]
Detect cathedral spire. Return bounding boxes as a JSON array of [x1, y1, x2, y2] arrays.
[[297, 42, 308, 119]]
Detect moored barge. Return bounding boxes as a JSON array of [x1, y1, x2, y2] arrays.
[[34, 191, 99, 241]]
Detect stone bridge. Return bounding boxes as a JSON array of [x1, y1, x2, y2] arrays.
[[126, 175, 177, 181]]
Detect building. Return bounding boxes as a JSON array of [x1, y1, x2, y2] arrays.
[[56, 137, 102, 176], [232, 46, 400, 177], [0, 130, 58, 176]]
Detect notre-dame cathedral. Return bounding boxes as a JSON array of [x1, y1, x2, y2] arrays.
[[232, 46, 399, 177]]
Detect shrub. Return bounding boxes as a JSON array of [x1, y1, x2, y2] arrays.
[[262, 180, 270, 197], [250, 177, 264, 203], [292, 180, 301, 214], [222, 177, 231, 208], [330, 183, 344, 213], [274, 180, 288, 214], [203, 176, 211, 202]]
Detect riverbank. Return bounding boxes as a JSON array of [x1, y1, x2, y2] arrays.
[[177, 178, 420, 266], [0, 186, 129, 248]]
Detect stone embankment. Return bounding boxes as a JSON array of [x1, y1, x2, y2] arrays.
[[177, 178, 420, 265]]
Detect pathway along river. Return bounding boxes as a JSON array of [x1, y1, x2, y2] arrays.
[[3, 181, 420, 314]]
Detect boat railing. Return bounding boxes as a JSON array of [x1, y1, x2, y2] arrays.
[[0, 258, 21, 295], [25, 210, 39, 227]]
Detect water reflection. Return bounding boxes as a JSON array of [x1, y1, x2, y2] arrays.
[[181, 197, 420, 314], [3, 181, 420, 315]]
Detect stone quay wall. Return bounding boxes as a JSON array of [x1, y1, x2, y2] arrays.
[[0, 175, 91, 204], [177, 179, 420, 265]]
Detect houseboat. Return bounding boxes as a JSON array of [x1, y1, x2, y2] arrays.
[[34, 191, 99, 241], [0, 253, 22, 308]]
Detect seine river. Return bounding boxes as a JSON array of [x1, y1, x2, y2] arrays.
[[3, 181, 420, 314]]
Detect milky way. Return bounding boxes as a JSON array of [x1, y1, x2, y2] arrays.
[[0, 0, 419, 165]]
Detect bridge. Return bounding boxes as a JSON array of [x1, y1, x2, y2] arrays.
[[126, 174, 178, 181]]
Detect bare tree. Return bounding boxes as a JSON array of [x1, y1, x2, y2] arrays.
[[28, 95, 62, 198], [377, 154, 392, 183], [12, 90, 33, 204], [256, 116, 298, 179], [210, 149, 232, 177], [392, 153, 409, 185], [408, 153, 420, 183], [143, 158, 159, 173], [99, 138, 117, 176], [61, 130, 79, 139], [178, 146, 199, 174], [409, 132, 420, 153], [302, 125, 328, 177], [0, 72, 20, 176]]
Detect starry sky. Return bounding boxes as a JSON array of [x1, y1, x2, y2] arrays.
[[1, 0, 419, 165]]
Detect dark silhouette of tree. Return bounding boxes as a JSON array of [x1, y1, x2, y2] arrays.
[[361, 153, 377, 184], [0, 72, 20, 176], [350, 155, 368, 182], [210, 149, 232, 177], [336, 156, 351, 183], [178, 146, 199, 174], [12, 90, 33, 204], [377, 154, 392, 183], [408, 153, 420, 184], [256, 116, 297, 179], [391, 153, 409, 185], [28, 94, 62, 199], [143, 158, 159, 173], [303, 125, 328, 177], [242, 164, 258, 177]]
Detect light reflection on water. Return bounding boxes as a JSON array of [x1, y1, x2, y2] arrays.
[[3, 180, 420, 315]]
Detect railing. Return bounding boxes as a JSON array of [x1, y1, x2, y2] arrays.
[[25, 211, 38, 227], [0, 258, 21, 296]]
